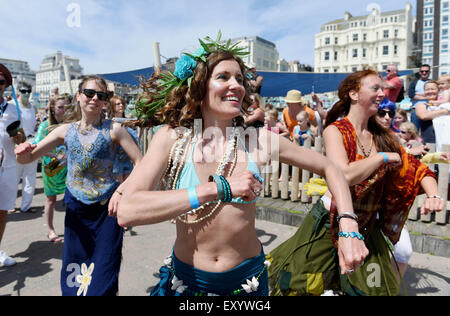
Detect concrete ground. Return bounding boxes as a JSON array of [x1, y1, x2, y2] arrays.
[[0, 172, 449, 296]]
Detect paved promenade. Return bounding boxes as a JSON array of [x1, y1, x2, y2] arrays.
[[1, 172, 449, 296]]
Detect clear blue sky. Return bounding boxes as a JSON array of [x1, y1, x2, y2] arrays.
[[0, 0, 416, 74]]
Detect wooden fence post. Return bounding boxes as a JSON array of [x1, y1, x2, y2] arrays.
[[436, 144, 450, 224], [301, 137, 312, 203]]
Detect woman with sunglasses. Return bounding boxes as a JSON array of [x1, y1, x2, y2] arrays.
[[268, 69, 444, 296], [15, 75, 143, 296]]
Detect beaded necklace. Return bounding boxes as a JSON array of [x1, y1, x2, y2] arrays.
[[355, 133, 373, 158], [175, 127, 240, 224]]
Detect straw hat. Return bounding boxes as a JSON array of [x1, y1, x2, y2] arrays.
[[284, 89, 303, 103], [0, 64, 12, 88]]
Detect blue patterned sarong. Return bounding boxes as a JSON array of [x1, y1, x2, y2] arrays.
[[151, 249, 269, 296]]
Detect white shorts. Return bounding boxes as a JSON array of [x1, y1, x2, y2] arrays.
[[0, 166, 18, 210]]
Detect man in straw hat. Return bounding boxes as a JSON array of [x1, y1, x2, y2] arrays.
[[0, 64, 23, 267], [282, 89, 317, 140]]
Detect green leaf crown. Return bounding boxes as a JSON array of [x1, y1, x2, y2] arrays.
[[135, 31, 249, 125]]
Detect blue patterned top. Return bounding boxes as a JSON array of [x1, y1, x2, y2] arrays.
[[65, 120, 119, 204]]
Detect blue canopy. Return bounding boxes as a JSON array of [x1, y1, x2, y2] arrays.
[[98, 66, 413, 97], [98, 66, 160, 86], [259, 70, 413, 97]]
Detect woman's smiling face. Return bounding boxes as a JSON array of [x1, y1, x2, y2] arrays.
[[202, 59, 246, 120]]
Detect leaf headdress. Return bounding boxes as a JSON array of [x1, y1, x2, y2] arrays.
[[134, 31, 249, 127]]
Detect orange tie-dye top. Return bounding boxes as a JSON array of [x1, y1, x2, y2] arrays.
[[329, 117, 435, 245]]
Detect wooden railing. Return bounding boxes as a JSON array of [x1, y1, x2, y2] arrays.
[[138, 128, 450, 227]]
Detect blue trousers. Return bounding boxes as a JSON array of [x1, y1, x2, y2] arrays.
[[60, 189, 123, 296]]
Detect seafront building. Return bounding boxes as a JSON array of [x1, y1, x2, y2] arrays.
[[0, 58, 35, 88], [314, 2, 414, 73], [416, 0, 450, 78], [35, 51, 83, 104]]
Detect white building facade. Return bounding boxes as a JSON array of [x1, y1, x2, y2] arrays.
[[35, 51, 83, 103], [229, 36, 280, 71], [441, 0, 450, 75], [314, 3, 414, 73], [0, 58, 35, 87]]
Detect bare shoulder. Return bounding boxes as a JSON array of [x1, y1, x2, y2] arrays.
[[52, 123, 72, 138]]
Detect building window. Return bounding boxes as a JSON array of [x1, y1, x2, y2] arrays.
[[363, 48, 367, 57], [363, 33, 367, 41], [324, 52, 330, 61], [352, 49, 358, 58], [383, 30, 389, 38], [383, 45, 389, 55], [335, 37, 338, 44], [334, 51, 338, 60], [394, 29, 399, 37], [443, 29, 449, 37], [353, 34, 358, 41], [325, 37, 330, 45], [394, 45, 398, 55]]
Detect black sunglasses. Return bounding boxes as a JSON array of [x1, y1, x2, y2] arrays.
[[420, 70, 430, 74], [0, 80, 6, 86], [20, 89, 32, 94], [82, 89, 109, 101], [377, 109, 395, 118]]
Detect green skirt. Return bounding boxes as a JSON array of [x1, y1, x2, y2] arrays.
[[267, 201, 399, 296]]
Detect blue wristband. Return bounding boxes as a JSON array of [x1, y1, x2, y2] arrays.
[[188, 186, 200, 209], [379, 152, 388, 163]]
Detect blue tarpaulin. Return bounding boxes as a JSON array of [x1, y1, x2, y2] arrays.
[[258, 70, 413, 97], [98, 66, 159, 86], [98, 66, 413, 97]]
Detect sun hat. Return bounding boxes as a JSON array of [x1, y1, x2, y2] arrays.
[[284, 89, 303, 103], [0, 64, 12, 88]]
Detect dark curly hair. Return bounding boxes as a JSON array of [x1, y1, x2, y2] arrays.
[[138, 50, 252, 129]]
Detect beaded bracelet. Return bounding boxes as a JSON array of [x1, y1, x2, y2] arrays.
[[339, 231, 365, 241]]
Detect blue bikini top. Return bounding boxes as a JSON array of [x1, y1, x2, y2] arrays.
[[175, 136, 262, 204]]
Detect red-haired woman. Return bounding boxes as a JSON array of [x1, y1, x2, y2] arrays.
[[268, 70, 444, 296]]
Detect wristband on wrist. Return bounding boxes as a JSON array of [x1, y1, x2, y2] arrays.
[[187, 186, 200, 209], [379, 152, 388, 163]]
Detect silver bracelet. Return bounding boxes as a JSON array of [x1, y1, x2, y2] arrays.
[[426, 195, 443, 200], [337, 212, 358, 223]]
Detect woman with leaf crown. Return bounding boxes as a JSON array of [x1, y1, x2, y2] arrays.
[[117, 32, 364, 296]]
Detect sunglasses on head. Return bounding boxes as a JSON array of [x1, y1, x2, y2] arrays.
[[377, 109, 395, 118], [0, 80, 6, 86], [81, 89, 109, 101]]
